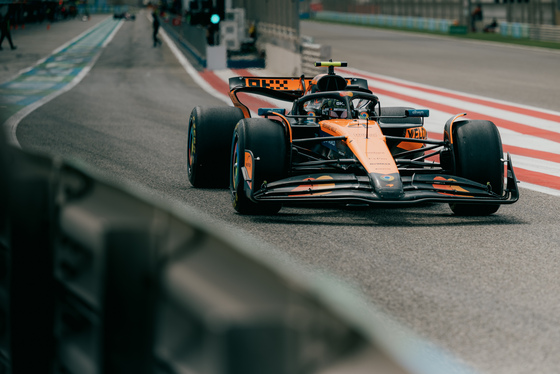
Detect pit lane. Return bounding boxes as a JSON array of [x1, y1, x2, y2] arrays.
[[12, 14, 560, 374]]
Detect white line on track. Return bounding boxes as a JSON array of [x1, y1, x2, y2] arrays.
[[518, 181, 560, 197], [510, 155, 560, 178], [4, 17, 123, 148], [341, 66, 560, 118], [157, 19, 232, 106], [361, 79, 560, 134]]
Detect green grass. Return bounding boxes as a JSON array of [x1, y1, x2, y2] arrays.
[[309, 19, 560, 50]]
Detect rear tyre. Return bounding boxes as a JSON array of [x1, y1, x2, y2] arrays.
[[230, 118, 288, 215], [448, 120, 503, 216], [187, 106, 244, 188]]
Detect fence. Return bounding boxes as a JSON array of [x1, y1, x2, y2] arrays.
[[315, 11, 455, 33], [312, 10, 560, 43], [317, 0, 559, 26]]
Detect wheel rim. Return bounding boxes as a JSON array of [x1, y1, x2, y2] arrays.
[[232, 136, 239, 190], [188, 122, 195, 169]]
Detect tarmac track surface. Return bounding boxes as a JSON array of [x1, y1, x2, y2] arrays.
[[9, 13, 560, 374]]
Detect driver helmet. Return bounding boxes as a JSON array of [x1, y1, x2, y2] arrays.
[[321, 98, 347, 119], [303, 98, 323, 119]]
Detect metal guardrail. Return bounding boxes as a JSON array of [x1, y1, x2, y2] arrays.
[[315, 11, 453, 34], [316, 0, 558, 26], [0, 128, 426, 373], [313, 11, 560, 43]]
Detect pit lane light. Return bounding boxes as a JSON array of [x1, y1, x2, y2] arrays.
[[210, 12, 220, 24]]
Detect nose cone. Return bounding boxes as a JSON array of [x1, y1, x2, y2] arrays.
[[369, 172, 404, 200]]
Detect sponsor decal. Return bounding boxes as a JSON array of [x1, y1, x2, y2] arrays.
[[290, 176, 335, 196], [405, 127, 427, 139], [432, 176, 472, 196], [322, 123, 340, 133], [397, 127, 426, 151], [339, 91, 354, 97], [381, 175, 395, 181], [246, 78, 296, 90]]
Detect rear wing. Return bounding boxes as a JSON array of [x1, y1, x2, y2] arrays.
[[228, 76, 370, 96]]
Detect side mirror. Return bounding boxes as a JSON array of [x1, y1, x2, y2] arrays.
[[258, 108, 286, 116], [405, 109, 430, 117]]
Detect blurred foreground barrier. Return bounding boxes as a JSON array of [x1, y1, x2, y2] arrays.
[[0, 127, 472, 374], [0, 145, 56, 373]]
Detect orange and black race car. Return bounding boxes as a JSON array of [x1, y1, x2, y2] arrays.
[[187, 61, 519, 215]]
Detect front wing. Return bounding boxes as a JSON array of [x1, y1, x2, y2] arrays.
[[251, 154, 519, 206]]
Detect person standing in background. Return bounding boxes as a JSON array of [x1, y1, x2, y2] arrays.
[[471, 4, 483, 32], [152, 11, 161, 47], [0, 5, 17, 51]]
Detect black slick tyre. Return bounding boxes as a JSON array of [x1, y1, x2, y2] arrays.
[[230, 118, 288, 215], [448, 119, 504, 216], [187, 106, 244, 188]]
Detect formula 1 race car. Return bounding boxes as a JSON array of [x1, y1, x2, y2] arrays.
[[187, 61, 519, 215]]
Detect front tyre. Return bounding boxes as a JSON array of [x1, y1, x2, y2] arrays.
[[448, 120, 504, 216], [231, 118, 288, 215], [187, 106, 245, 188]]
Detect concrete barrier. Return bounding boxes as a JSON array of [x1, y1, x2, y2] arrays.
[[301, 42, 332, 77]]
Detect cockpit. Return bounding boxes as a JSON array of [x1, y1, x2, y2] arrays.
[[294, 91, 380, 121]]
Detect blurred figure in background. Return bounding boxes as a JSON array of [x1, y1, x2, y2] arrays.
[[152, 11, 161, 47], [484, 18, 499, 33], [471, 4, 483, 32], [0, 5, 17, 51]]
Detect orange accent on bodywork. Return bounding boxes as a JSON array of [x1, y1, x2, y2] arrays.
[[234, 76, 354, 95], [432, 176, 472, 196], [242, 77, 311, 91], [244, 151, 253, 190], [447, 113, 467, 144], [397, 126, 427, 151], [266, 112, 293, 143], [289, 176, 335, 196], [321, 119, 399, 175], [229, 90, 251, 118]]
